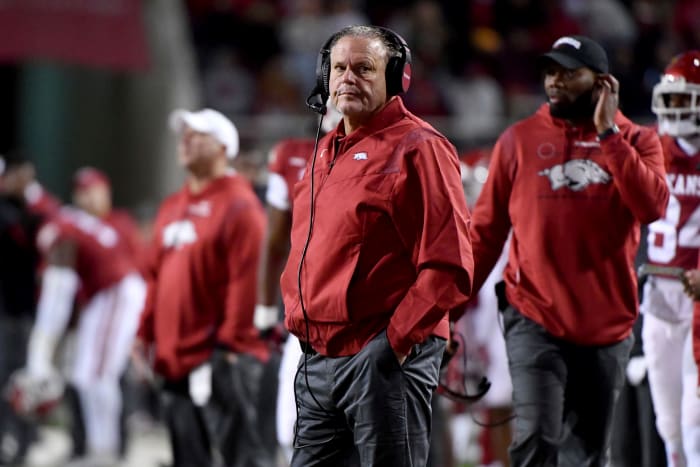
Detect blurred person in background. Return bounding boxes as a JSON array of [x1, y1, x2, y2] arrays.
[[0, 150, 59, 465], [637, 50, 700, 467], [451, 148, 513, 467], [72, 167, 147, 273], [132, 108, 272, 467], [19, 166, 147, 466], [67, 167, 150, 458], [254, 99, 342, 465], [463, 35, 668, 466]]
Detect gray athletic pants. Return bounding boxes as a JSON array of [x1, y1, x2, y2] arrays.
[[502, 306, 633, 467], [291, 330, 445, 467]]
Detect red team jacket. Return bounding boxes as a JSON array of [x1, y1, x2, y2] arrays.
[[37, 207, 135, 302], [281, 97, 474, 357], [471, 104, 668, 346], [137, 173, 268, 381]]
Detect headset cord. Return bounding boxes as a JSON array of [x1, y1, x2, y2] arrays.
[[293, 115, 337, 448]]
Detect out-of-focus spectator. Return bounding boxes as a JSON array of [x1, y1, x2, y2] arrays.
[[0, 150, 59, 465], [202, 48, 256, 115]]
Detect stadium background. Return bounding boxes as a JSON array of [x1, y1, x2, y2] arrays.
[[0, 0, 696, 221], [0, 1, 697, 466]]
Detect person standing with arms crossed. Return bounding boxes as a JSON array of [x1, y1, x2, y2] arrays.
[[279, 25, 474, 467], [131, 108, 271, 467], [461, 35, 669, 466]]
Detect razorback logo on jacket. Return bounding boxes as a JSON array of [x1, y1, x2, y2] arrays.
[[162, 220, 197, 248], [538, 159, 611, 191]]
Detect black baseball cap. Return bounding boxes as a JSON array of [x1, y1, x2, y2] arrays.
[[538, 35, 609, 74]]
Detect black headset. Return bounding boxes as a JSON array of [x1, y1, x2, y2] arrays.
[[306, 26, 413, 115]]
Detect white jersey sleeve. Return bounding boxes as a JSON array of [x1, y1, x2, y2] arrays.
[[265, 172, 290, 211]]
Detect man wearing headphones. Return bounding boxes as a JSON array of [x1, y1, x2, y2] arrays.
[[279, 25, 474, 466]]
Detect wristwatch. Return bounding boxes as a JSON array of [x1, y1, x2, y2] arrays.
[[597, 124, 620, 141]]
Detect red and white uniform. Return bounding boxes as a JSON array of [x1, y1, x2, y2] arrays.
[[36, 206, 146, 457], [470, 104, 668, 345], [281, 97, 473, 357], [137, 172, 268, 382], [643, 135, 700, 466], [266, 138, 315, 211], [25, 181, 60, 219], [105, 208, 148, 274]]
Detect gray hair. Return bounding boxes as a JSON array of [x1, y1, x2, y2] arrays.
[[328, 25, 403, 61]]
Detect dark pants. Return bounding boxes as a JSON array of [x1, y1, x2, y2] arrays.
[[0, 315, 34, 465], [292, 330, 445, 467], [503, 306, 632, 467], [609, 378, 666, 467], [160, 352, 272, 467], [257, 350, 281, 461]]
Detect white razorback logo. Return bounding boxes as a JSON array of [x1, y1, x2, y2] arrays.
[[163, 220, 197, 249], [538, 159, 611, 191]]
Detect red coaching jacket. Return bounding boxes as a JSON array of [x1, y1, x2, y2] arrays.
[[137, 172, 268, 381], [281, 97, 474, 357], [470, 104, 668, 346]]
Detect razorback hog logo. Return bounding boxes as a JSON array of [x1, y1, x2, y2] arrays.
[[538, 159, 611, 191]]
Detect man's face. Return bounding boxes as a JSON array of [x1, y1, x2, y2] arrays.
[[329, 35, 388, 126], [543, 62, 598, 121], [73, 183, 111, 217], [177, 126, 226, 175]]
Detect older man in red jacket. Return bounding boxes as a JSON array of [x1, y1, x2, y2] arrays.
[[280, 25, 473, 467]]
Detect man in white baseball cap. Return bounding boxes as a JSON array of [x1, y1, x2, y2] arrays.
[[133, 107, 271, 466], [169, 108, 240, 159]]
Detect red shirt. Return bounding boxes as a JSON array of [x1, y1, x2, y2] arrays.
[[267, 138, 315, 210], [470, 104, 668, 345], [646, 136, 700, 272], [25, 182, 60, 219], [37, 207, 134, 301], [105, 209, 147, 274], [281, 97, 474, 357], [137, 173, 268, 380]]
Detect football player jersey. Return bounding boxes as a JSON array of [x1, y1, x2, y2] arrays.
[[646, 136, 700, 272], [37, 206, 133, 301], [266, 138, 315, 211]]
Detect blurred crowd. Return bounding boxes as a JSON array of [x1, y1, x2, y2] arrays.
[[184, 0, 700, 149]]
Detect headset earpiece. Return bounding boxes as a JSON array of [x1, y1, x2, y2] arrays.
[[377, 27, 412, 97], [306, 26, 412, 115]]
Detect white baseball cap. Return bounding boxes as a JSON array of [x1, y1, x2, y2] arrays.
[[169, 108, 240, 159]]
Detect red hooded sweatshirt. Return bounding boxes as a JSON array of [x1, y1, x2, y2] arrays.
[[470, 104, 668, 345]]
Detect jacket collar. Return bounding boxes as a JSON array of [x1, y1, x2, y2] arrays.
[[334, 96, 408, 147]]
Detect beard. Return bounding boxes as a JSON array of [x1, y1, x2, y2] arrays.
[[549, 88, 597, 121]]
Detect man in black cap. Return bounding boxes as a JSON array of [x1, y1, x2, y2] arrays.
[[453, 35, 669, 465]]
